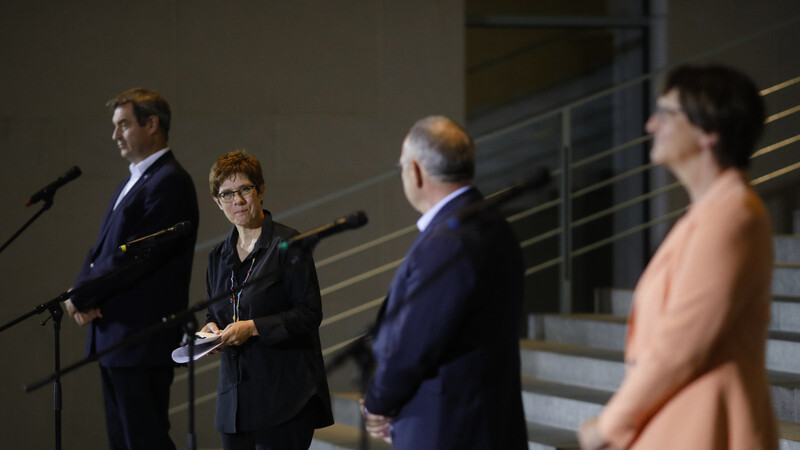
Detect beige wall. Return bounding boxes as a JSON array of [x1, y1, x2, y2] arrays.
[[0, 1, 463, 448]]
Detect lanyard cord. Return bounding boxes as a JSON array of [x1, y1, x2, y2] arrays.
[[231, 257, 256, 322]]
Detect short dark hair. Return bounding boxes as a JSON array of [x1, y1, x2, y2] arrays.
[[661, 64, 764, 169], [107, 88, 172, 140], [209, 150, 265, 197], [404, 116, 475, 182]]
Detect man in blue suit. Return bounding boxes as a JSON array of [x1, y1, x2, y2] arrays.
[[363, 116, 528, 449], [65, 88, 199, 449]]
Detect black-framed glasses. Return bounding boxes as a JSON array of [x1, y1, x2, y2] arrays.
[[652, 105, 683, 118], [217, 185, 257, 203]]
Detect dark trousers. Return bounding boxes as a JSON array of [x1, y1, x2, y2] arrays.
[[100, 365, 176, 450], [221, 400, 316, 450]]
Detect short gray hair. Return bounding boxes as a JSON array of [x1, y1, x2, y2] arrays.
[[404, 116, 474, 183]]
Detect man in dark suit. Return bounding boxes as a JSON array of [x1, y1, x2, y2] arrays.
[[64, 88, 199, 450], [362, 116, 528, 449]]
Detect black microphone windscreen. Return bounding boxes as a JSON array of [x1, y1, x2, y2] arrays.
[[65, 166, 82, 181], [173, 221, 192, 235], [346, 211, 368, 228]]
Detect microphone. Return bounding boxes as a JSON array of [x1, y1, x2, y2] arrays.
[[119, 221, 192, 253], [26, 166, 82, 206], [448, 167, 551, 228], [281, 211, 368, 250]]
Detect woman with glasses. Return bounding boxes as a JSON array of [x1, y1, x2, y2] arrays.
[[579, 65, 778, 449], [202, 150, 333, 449]]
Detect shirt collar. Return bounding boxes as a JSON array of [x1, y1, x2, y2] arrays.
[[416, 185, 471, 232], [129, 147, 169, 177], [222, 210, 274, 265]]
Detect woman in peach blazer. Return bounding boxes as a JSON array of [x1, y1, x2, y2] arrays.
[[579, 64, 778, 449]]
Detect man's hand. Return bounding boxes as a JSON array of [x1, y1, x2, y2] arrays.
[[64, 299, 102, 326], [360, 398, 392, 444]]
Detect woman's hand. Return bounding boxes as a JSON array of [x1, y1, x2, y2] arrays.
[[578, 417, 614, 450], [201, 322, 224, 354], [201, 322, 221, 334], [218, 320, 258, 348]]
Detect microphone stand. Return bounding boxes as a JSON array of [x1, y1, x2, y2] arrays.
[[23, 268, 284, 447], [0, 195, 54, 255], [22, 215, 367, 449], [180, 317, 198, 450], [325, 332, 375, 450], [0, 251, 149, 450]]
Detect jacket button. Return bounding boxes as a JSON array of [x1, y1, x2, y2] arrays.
[[89, 263, 95, 269]]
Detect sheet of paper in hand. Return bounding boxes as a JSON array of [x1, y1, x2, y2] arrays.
[[171, 331, 223, 363]]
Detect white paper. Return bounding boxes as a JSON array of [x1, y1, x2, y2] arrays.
[[171, 331, 222, 363]]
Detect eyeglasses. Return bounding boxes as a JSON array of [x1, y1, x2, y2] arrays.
[[217, 185, 257, 203], [652, 105, 683, 118]]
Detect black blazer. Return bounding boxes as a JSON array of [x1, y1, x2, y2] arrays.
[[365, 187, 528, 450], [72, 151, 199, 367], [205, 212, 333, 433]]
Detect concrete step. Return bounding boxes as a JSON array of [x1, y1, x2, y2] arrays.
[[773, 296, 800, 333], [328, 390, 583, 449], [780, 420, 800, 450], [594, 287, 634, 316], [768, 331, 800, 374], [526, 422, 579, 450], [597, 287, 800, 334], [530, 314, 800, 374], [774, 264, 800, 297], [522, 376, 608, 431], [528, 314, 628, 352], [523, 372, 800, 449], [520, 338, 800, 422], [775, 235, 800, 264], [330, 393, 364, 429], [310, 423, 392, 450], [520, 340, 623, 392]]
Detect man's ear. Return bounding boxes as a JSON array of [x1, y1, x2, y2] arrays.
[[410, 160, 424, 188], [146, 115, 160, 135]]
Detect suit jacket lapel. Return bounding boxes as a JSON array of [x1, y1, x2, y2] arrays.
[[92, 151, 176, 256]]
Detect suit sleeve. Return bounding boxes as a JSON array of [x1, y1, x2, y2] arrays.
[[597, 198, 770, 448], [72, 167, 197, 311], [365, 231, 475, 416]]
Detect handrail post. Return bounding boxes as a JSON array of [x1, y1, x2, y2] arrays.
[[560, 109, 572, 314]]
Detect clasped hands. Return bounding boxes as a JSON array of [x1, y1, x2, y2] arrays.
[[201, 320, 258, 352], [64, 299, 102, 326], [359, 398, 392, 444]]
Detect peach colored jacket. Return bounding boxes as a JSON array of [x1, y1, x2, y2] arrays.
[[597, 169, 778, 449]]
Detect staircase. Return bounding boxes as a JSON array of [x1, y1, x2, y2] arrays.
[[520, 234, 800, 449], [309, 235, 800, 449], [166, 16, 800, 447]]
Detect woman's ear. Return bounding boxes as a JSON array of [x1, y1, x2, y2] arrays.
[[699, 130, 719, 152]]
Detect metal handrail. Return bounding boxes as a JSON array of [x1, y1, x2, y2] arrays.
[[193, 14, 800, 255], [167, 16, 800, 412], [169, 82, 800, 394]]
